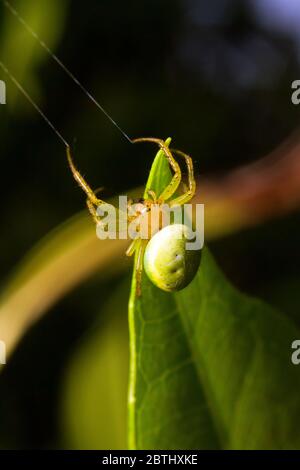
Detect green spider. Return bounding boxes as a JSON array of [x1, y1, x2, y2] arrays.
[[66, 137, 201, 296]]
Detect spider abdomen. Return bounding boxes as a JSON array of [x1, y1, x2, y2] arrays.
[[144, 224, 201, 292]]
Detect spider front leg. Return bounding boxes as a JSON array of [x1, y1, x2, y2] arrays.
[[84, 188, 106, 224], [168, 149, 196, 206], [66, 146, 104, 207], [86, 198, 101, 224], [132, 137, 182, 202], [67, 146, 117, 227]]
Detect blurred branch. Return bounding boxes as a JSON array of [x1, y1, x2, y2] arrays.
[[0, 214, 128, 358], [197, 131, 300, 238], [1, 132, 300, 360]]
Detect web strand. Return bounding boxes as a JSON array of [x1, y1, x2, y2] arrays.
[[2, 0, 132, 144], [0, 60, 69, 147]]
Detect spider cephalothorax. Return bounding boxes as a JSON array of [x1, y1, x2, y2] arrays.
[[67, 137, 201, 296]]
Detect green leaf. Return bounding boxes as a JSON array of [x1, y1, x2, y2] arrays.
[[128, 140, 300, 450]]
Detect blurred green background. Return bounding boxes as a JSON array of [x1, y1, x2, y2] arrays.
[[0, 0, 300, 449]]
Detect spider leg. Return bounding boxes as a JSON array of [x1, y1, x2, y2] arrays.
[[126, 239, 139, 257], [145, 189, 157, 201], [66, 146, 104, 206], [168, 148, 196, 206], [135, 239, 147, 297], [126, 239, 146, 296], [85, 186, 108, 224], [67, 146, 121, 228], [86, 198, 101, 224], [132, 137, 182, 201]]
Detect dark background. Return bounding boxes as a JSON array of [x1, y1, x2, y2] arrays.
[[0, 0, 300, 448]]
